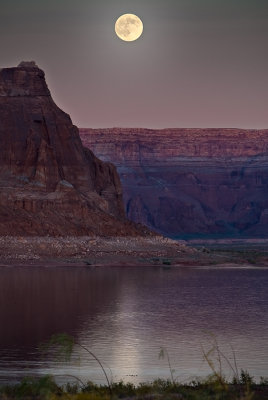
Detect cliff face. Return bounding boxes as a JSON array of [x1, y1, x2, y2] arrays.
[[80, 128, 268, 238], [0, 62, 144, 236]]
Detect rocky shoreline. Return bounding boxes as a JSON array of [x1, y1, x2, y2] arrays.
[[1, 236, 268, 268], [0, 236, 193, 266]]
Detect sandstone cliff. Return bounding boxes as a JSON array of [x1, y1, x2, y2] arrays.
[[80, 128, 268, 238], [0, 62, 147, 236]]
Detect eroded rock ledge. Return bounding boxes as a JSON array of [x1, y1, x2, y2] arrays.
[[0, 62, 149, 236]]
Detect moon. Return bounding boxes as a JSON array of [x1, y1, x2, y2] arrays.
[[115, 14, 143, 42]]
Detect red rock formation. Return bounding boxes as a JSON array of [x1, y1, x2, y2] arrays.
[[80, 128, 268, 238], [0, 62, 148, 236]]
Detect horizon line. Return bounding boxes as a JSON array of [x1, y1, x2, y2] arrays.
[[78, 126, 268, 131]]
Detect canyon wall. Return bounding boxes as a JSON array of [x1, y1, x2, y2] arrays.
[[80, 128, 268, 238], [0, 62, 147, 236]]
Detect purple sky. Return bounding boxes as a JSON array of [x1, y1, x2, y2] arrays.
[[1, 0, 268, 129]]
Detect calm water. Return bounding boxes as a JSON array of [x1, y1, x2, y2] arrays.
[[0, 265, 267, 385]]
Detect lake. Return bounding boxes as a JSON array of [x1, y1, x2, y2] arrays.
[[0, 265, 267, 385]]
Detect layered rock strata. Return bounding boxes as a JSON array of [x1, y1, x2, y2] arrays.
[[0, 62, 147, 236], [80, 128, 268, 238]]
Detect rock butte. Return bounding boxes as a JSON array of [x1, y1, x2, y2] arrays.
[[0, 62, 150, 236], [80, 127, 268, 238]]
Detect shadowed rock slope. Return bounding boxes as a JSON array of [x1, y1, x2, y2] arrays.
[[80, 128, 268, 238], [0, 62, 148, 236]]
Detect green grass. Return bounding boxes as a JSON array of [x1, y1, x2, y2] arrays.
[[1, 374, 268, 400], [3, 334, 267, 400]]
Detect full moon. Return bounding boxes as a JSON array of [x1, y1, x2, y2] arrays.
[[115, 14, 143, 42]]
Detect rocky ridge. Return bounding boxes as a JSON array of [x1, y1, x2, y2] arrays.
[[80, 128, 268, 238]]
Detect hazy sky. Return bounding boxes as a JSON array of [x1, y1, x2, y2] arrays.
[[1, 0, 268, 128]]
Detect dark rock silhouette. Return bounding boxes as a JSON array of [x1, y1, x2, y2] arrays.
[[0, 62, 147, 236], [80, 128, 268, 238]]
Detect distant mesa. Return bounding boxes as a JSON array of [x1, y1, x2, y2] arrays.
[[0, 62, 148, 236], [80, 127, 268, 238]]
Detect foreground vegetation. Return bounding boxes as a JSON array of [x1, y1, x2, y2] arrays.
[[1, 373, 268, 400], [1, 334, 267, 399]]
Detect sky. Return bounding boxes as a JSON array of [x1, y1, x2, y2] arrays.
[[1, 0, 268, 129]]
